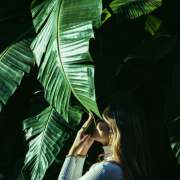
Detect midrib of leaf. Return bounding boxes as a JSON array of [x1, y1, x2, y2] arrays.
[[56, 0, 93, 111], [56, 0, 66, 85], [36, 109, 53, 178]]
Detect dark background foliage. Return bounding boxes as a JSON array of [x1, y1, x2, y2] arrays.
[[0, 0, 180, 179]]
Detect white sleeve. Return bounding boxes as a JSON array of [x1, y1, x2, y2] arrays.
[[58, 157, 124, 180], [58, 156, 86, 180], [78, 162, 124, 180], [77, 163, 106, 180]]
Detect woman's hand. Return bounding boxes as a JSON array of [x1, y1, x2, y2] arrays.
[[68, 113, 95, 156]]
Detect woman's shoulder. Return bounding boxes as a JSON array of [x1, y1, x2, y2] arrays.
[[102, 161, 123, 172], [90, 161, 124, 178], [92, 160, 122, 168]]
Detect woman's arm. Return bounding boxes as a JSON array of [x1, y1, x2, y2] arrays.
[[58, 155, 87, 180], [58, 112, 95, 180], [58, 157, 105, 180]]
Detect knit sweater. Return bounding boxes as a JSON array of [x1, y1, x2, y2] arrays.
[[58, 146, 124, 180]]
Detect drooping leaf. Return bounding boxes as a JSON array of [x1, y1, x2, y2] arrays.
[[22, 105, 82, 180], [30, 0, 102, 121], [145, 15, 162, 36], [111, 0, 162, 18], [0, 38, 35, 111], [102, 0, 162, 22], [102, 8, 112, 24]]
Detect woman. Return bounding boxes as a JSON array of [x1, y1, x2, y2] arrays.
[[58, 103, 152, 180]]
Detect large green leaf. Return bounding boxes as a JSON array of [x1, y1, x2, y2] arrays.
[[111, 0, 162, 18], [0, 39, 35, 110], [22, 105, 82, 180], [30, 0, 102, 121], [103, 0, 162, 22]]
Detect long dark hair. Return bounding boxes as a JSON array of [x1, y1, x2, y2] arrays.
[[103, 103, 152, 180]]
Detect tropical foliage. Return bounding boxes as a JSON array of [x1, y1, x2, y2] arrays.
[[22, 106, 71, 179], [0, 38, 35, 108], [2, 0, 180, 180]]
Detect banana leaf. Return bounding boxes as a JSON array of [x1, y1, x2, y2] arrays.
[[102, 0, 162, 23], [30, 0, 102, 122], [22, 105, 83, 180], [111, 0, 162, 18], [0, 38, 35, 111]]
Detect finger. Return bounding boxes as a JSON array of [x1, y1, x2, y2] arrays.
[[83, 119, 91, 127], [79, 134, 89, 143], [80, 134, 89, 141], [85, 135, 94, 142], [88, 112, 95, 121], [79, 131, 86, 139], [79, 126, 87, 133], [81, 134, 93, 141], [82, 113, 95, 128], [80, 135, 94, 146], [81, 134, 94, 142]]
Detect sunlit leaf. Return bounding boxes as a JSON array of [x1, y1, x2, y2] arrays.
[[30, 0, 102, 122], [0, 38, 35, 110], [22, 105, 82, 180], [110, 0, 162, 19]]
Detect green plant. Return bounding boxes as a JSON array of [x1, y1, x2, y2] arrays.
[[0, 0, 166, 179]]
